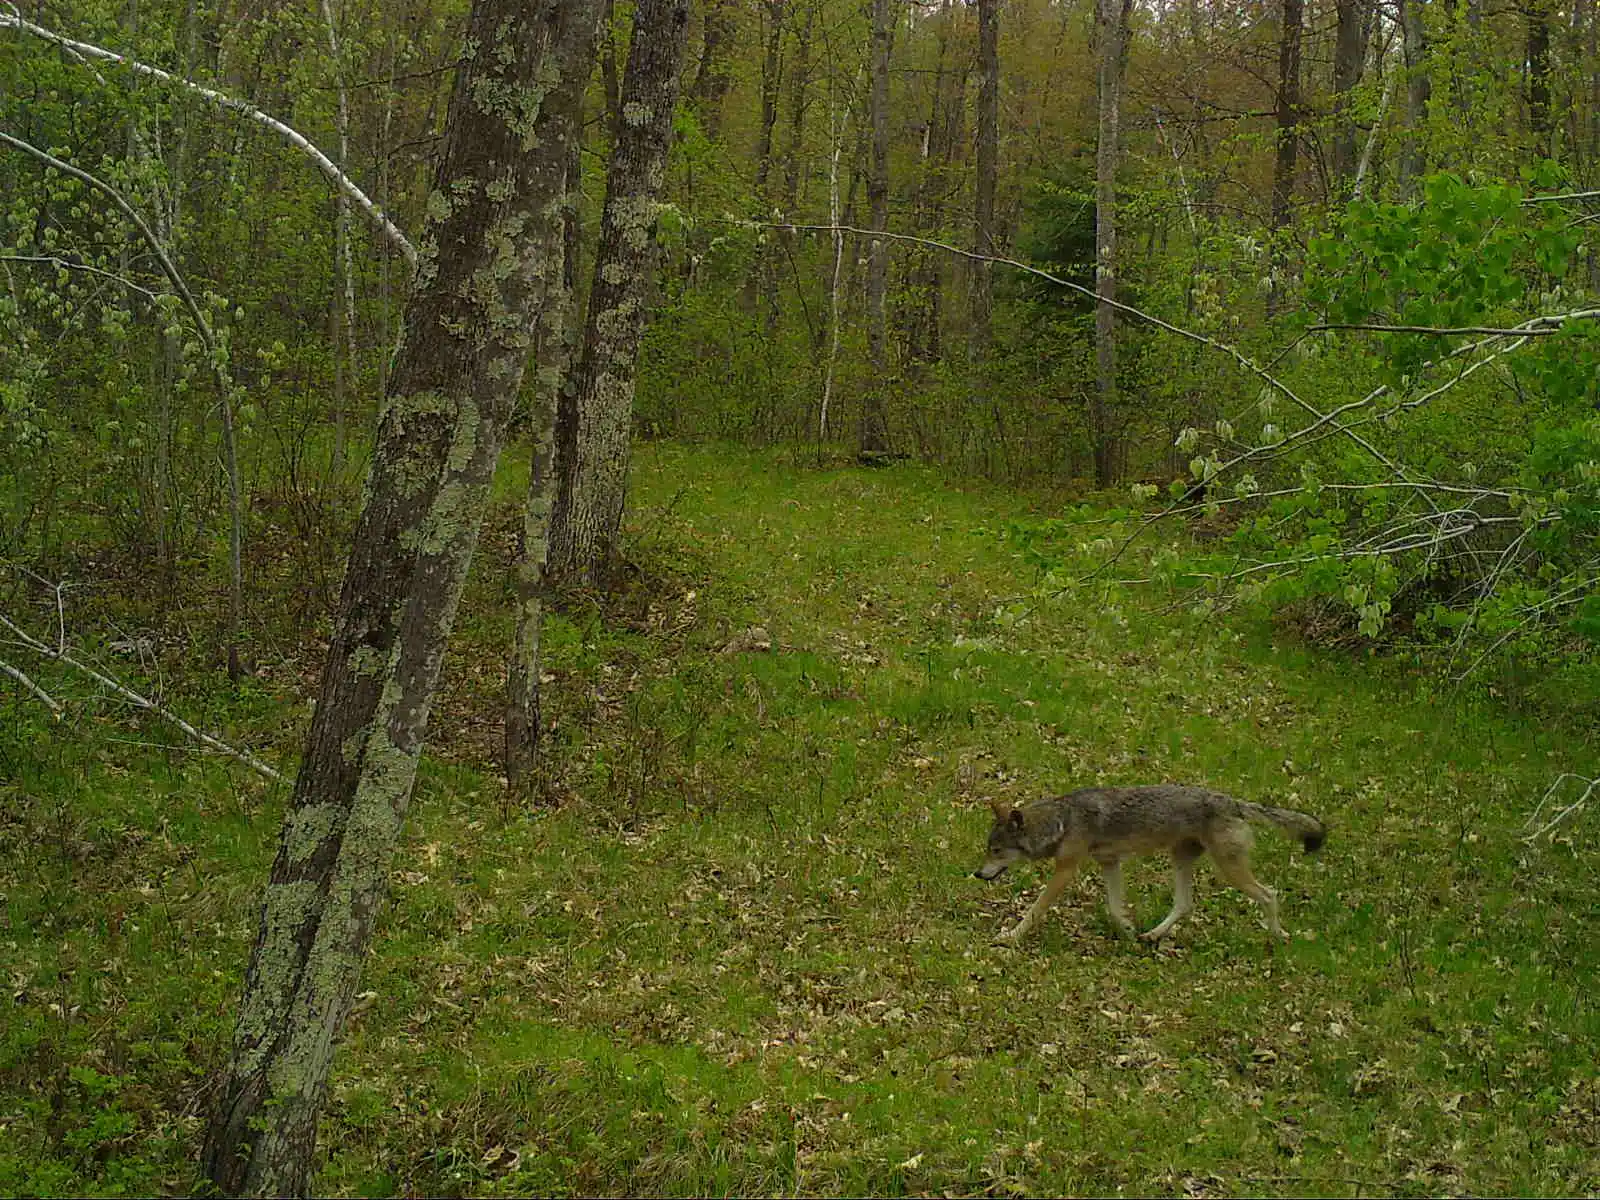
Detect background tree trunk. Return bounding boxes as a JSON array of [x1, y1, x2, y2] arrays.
[[1398, 0, 1430, 192], [688, 0, 737, 137], [200, 0, 604, 1192], [1331, 0, 1369, 190], [861, 0, 893, 459], [1527, 0, 1552, 157], [547, 0, 691, 590], [969, 0, 998, 391], [1092, 0, 1132, 489], [1268, 0, 1302, 314]]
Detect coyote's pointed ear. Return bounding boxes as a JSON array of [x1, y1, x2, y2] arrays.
[[1007, 807, 1025, 829], [986, 795, 1009, 819]]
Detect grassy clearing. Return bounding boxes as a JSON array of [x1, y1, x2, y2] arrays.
[[2, 442, 1596, 1196]]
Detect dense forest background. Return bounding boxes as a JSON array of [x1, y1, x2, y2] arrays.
[[5, 0, 1600, 692], [1, 0, 1597, 1194]]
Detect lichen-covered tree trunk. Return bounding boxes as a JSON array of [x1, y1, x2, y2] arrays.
[[504, 76, 589, 791], [861, 0, 892, 460], [546, 0, 690, 590], [200, 0, 604, 1193], [1092, 0, 1132, 489]]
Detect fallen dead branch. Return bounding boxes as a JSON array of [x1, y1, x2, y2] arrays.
[[0, 609, 285, 783]]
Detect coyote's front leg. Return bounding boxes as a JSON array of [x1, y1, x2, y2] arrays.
[[996, 855, 1081, 944]]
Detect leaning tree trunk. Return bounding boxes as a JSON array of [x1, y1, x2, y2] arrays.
[[1092, 0, 1132, 489], [861, 0, 893, 460], [200, 0, 604, 1193], [546, 0, 691, 590]]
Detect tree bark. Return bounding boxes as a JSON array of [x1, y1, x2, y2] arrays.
[[1092, 0, 1132, 489], [200, 0, 605, 1193], [861, 0, 893, 459], [1331, 0, 1369, 190], [546, 0, 691, 589]]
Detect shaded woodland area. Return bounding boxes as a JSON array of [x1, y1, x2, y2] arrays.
[[1, 0, 1597, 1194]]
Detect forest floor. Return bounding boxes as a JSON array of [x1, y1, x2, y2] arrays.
[[2, 442, 1596, 1197]]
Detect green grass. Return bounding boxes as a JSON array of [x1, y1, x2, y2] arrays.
[[2, 442, 1596, 1196]]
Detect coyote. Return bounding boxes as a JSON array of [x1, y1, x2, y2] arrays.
[[974, 785, 1326, 945]]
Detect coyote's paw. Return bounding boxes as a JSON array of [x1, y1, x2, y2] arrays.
[[1137, 928, 1166, 943], [992, 926, 1026, 947]]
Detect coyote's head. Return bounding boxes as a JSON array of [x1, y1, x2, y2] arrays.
[[974, 797, 1028, 880]]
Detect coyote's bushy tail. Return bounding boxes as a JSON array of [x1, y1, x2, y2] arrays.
[[1235, 800, 1327, 853]]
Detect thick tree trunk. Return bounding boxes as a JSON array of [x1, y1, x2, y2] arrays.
[[200, 1, 604, 1193], [1092, 0, 1132, 489], [547, 0, 691, 589], [969, 0, 998, 376], [861, 0, 893, 459], [1331, 0, 1369, 190]]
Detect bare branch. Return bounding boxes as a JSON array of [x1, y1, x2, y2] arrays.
[[1310, 322, 1560, 337], [0, 9, 417, 268], [0, 610, 285, 782], [1523, 773, 1598, 843], [0, 253, 162, 298], [0, 656, 62, 715]]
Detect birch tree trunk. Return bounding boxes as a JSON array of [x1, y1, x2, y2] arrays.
[[1092, 0, 1132, 489], [546, 0, 691, 590], [861, 0, 893, 460], [200, 0, 605, 1193]]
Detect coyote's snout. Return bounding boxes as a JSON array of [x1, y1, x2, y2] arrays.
[[976, 785, 1326, 945]]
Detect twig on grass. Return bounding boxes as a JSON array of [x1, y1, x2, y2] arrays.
[[0, 657, 62, 715], [1522, 773, 1597, 844]]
